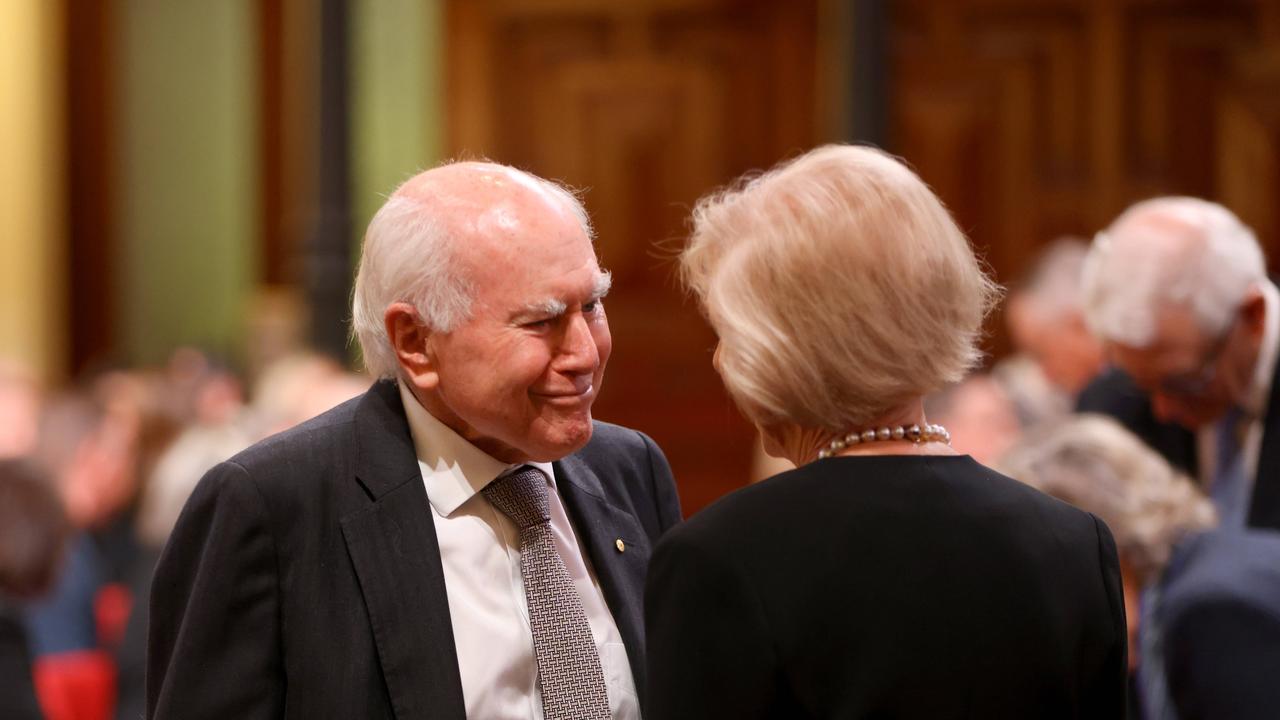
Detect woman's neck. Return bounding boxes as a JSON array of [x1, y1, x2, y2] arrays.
[[764, 400, 959, 465]]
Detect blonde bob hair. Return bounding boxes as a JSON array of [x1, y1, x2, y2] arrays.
[[681, 144, 999, 431], [998, 415, 1216, 586]]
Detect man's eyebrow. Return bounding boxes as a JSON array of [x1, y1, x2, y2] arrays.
[[591, 271, 613, 300], [513, 271, 613, 322], [516, 298, 568, 320]]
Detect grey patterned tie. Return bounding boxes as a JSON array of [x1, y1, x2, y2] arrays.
[[482, 466, 612, 720]]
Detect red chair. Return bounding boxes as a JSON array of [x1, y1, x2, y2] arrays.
[[33, 650, 116, 720]]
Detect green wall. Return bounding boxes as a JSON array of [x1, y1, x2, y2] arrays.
[[352, 0, 444, 234], [113, 0, 443, 366], [116, 0, 257, 365]]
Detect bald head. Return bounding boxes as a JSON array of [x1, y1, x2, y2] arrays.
[[1082, 197, 1264, 347], [392, 161, 590, 243], [352, 161, 595, 377]]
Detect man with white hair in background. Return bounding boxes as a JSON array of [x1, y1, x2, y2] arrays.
[[147, 161, 682, 719], [1081, 197, 1280, 530]]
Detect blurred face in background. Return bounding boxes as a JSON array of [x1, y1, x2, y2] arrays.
[[931, 376, 1021, 465], [1108, 293, 1264, 430], [48, 410, 138, 529], [1007, 294, 1104, 396], [0, 371, 41, 459], [39, 375, 152, 529]]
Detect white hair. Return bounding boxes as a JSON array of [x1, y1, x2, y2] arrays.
[[1018, 237, 1089, 321], [998, 414, 1216, 585], [351, 162, 593, 377], [1081, 197, 1265, 347], [681, 144, 1000, 431]]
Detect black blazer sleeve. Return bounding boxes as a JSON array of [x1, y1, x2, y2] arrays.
[[1085, 515, 1129, 717], [1165, 596, 1280, 720], [147, 461, 284, 719], [643, 527, 778, 720]]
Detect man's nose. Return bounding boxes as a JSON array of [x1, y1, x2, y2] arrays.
[[557, 312, 599, 372]]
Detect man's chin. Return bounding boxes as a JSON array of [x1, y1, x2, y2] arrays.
[[526, 417, 595, 462]]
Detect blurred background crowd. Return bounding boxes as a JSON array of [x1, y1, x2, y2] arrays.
[[4, 0, 1280, 719], [0, 351, 369, 718]]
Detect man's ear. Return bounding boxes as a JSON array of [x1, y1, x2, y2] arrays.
[[385, 303, 439, 390], [1240, 285, 1267, 340]]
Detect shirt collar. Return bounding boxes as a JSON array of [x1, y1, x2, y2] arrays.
[[397, 380, 555, 517], [1244, 280, 1280, 418]]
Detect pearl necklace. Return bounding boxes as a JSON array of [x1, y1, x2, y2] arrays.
[[816, 423, 951, 459]]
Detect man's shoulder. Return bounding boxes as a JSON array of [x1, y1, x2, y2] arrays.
[[1158, 531, 1280, 669], [225, 392, 365, 477], [574, 420, 657, 465], [1162, 530, 1280, 620], [563, 420, 680, 533], [181, 391, 383, 533]]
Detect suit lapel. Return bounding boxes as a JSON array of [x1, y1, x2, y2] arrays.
[[341, 381, 465, 720], [554, 452, 653, 696]]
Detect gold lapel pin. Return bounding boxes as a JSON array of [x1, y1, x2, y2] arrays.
[[615, 538, 626, 553]]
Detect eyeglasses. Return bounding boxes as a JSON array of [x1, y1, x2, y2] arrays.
[[1156, 324, 1234, 398]]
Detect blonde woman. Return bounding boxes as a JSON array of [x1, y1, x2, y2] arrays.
[[1002, 415, 1280, 720], [644, 145, 1127, 719]]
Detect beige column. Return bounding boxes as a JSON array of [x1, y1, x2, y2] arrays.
[[0, 0, 65, 381]]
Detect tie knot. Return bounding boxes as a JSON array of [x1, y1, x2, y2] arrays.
[[483, 466, 551, 530]]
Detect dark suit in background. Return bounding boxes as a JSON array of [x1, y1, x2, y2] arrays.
[[1078, 363, 1280, 531], [1077, 368, 1198, 478], [645, 455, 1127, 720], [147, 379, 681, 719], [0, 597, 44, 720], [1148, 530, 1280, 720]]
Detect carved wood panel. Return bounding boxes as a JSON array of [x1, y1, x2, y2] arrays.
[[446, 0, 818, 513], [891, 0, 1280, 356]]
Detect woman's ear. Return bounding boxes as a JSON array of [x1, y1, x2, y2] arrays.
[[384, 303, 439, 390]]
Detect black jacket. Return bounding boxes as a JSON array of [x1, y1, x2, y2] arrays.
[[147, 379, 681, 719], [0, 599, 43, 720], [645, 455, 1127, 719], [1155, 529, 1280, 719], [1078, 362, 1280, 530]]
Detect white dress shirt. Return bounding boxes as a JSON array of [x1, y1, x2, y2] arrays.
[[396, 381, 639, 720], [1197, 279, 1280, 524]]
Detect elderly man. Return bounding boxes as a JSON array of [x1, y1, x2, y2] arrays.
[[147, 162, 682, 719], [1080, 197, 1280, 530]]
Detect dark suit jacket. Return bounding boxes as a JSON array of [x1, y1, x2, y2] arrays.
[[644, 455, 1127, 720], [146, 379, 681, 719], [1156, 530, 1280, 720], [1076, 368, 1199, 478], [0, 599, 43, 720], [1077, 361, 1280, 531]]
